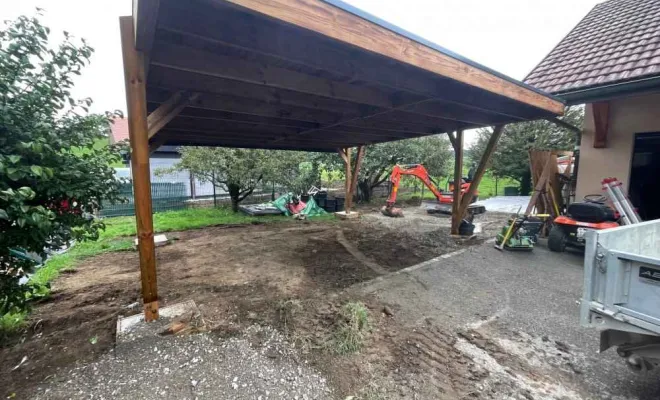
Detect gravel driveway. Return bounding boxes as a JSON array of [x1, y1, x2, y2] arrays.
[[33, 325, 332, 400]]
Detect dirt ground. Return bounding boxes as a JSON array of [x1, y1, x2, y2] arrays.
[[0, 205, 511, 399]]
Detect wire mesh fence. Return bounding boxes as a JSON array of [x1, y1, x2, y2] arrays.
[[99, 172, 289, 218]]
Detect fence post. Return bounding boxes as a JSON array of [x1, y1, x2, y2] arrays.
[[212, 172, 217, 207]]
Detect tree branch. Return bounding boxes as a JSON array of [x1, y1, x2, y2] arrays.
[[237, 188, 254, 202]]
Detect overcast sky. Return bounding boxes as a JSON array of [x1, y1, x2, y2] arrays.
[[1, 0, 600, 141]]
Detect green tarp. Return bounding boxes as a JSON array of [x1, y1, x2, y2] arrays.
[[270, 193, 327, 217]]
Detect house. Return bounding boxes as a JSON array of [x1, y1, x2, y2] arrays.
[[525, 0, 660, 220], [109, 118, 213, 198]]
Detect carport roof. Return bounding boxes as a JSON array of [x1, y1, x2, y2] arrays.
[[135, 0, 565, 152]]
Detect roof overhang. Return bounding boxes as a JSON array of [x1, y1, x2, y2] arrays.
[[132, 0, 564, 152], [554, 76, 660, 105]]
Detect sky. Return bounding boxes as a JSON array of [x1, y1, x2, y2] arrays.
[[1, 0, 602, 142]]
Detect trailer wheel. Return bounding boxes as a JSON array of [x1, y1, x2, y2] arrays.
[[548, 225, 567, 252]]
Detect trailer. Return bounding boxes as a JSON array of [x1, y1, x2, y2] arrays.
[[582, 219, 660, 372]]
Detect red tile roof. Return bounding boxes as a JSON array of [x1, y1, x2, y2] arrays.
[[525, 0, 660, 94], [109, 117, 129, 143]]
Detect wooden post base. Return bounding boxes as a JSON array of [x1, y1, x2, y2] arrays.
[[144, 301, 159, 322]]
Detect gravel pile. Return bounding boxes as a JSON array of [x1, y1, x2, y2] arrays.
[[34, 325, 333, 400]]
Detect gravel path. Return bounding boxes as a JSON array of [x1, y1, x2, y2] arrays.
[[34, 325, 333, 400]]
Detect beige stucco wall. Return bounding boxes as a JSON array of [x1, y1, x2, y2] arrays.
[[576, 92, 660, 200]]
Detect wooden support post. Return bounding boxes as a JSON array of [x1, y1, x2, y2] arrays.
[[450, 130, 464, 235], [341, 148, 352, 211], [456, 125, 505, 224], [120, 16, 159, 321]]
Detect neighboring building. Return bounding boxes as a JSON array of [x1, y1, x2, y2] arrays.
[[525, 0, 660, 220], [109, 118, 214, 198]]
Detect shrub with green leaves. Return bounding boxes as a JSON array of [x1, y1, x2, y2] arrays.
[[0, 13, 125, 315]]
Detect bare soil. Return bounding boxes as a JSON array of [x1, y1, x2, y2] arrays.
[[0, 208, 510, 398]]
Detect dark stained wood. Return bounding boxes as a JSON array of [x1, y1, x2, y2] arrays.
[[450, 130, 464, 235], [133, 0, 160, 53], [120, 16, 159, 321], [157, 4, 560, 120], [150, 40, 424, 109], [148, 66, 383, 118], [133, 0, 160, 78], [148, 88, 343, 125], [220, 0, 564, 114], [159, 130, 366, 147], [456, 125, 505, 222], [592, 101, 609, 148], [152, 105, 321, 130]]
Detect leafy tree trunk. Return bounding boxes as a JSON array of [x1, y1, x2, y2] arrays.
[[228, 183, 241, 212], [519, 168, 532, 195]]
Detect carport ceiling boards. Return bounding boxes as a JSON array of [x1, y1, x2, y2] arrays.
[[136, 0, 565, 152]]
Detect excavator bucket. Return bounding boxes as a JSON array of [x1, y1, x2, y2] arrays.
[[381, 206, 404, 217]]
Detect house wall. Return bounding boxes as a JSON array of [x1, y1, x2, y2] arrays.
[[576, 92, 660, 200]]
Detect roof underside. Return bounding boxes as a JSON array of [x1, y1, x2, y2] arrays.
[[525, 0, 660, 97], [137, 0, 564, 152]]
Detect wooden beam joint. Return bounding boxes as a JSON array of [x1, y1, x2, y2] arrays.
[[147, 91, 200, 139], [592, 101, 609, 148]]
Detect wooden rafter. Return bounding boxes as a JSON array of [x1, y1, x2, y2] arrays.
[[157, 9, 553, 121]]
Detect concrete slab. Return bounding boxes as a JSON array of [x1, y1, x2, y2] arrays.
[[116, 300, 199, 343], [334, 211, 359, 220], [474, 196, 531, 214], [133, 234, 169, 247]]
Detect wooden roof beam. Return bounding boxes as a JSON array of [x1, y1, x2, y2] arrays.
[[147, 89, 343, 125], [218, 0, 564, 115], [158, 3, 562, 118]]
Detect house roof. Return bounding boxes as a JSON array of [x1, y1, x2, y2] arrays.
[[130, 0, 563, 152], [109, 117, 129, 143], [525, 0, 660, 102]]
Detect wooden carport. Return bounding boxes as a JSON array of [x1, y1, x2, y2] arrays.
[[120, 0, 565, 320]]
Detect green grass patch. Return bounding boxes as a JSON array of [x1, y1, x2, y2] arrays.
[[330, 301, 371, 355], [0, 311, 27, 336]]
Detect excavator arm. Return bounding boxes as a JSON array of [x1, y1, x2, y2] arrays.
[[385, 164, 446, 207]]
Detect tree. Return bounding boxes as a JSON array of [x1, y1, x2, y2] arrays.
[[0, 13, 125, 315], [168, 147, 315, 211], [322, 135, 453, 202], [466, 107, 584, 195]]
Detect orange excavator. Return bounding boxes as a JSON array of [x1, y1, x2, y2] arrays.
[[381, 164, 486, 217]]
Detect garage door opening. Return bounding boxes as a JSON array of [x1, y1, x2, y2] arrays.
[[629, 132, 660, 221]]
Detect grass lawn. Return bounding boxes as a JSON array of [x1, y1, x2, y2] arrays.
[[2, 207, 333, 331]]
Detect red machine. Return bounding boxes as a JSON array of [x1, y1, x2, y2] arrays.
[[382, 164, 483, 217]]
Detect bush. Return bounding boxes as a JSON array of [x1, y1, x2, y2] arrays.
[[0, 13, 124, 315]]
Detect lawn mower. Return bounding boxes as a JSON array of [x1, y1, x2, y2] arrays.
[[547, 194, 619, 252]]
